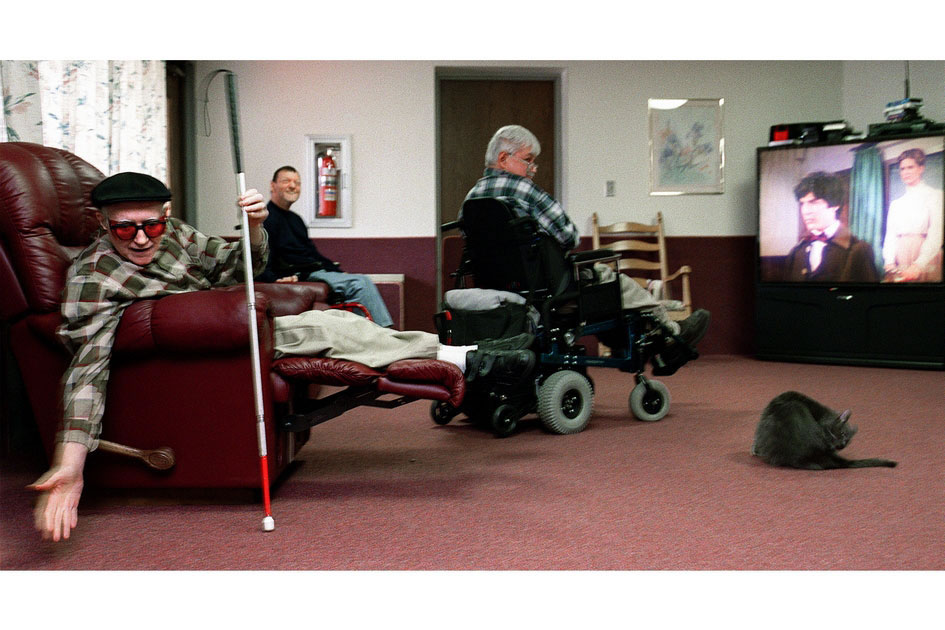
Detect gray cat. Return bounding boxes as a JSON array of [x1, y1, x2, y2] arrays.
[[751, 391, 897, 470]]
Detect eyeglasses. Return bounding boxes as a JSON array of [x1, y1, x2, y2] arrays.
[[108, 218, 168, 241], [509, 154, 538, 173]]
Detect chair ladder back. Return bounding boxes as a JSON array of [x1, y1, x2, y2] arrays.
[[590, 211, 692, 321], [656, 212, 673, 301]]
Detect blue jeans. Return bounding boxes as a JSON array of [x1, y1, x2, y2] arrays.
[[305, 269, 394, 328]]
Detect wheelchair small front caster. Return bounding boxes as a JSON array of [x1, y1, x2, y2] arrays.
[[491, 404, 518, 437], [430, 400, 457, 425], [629, 379, 670, 422]]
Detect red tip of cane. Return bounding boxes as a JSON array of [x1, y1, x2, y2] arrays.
[[260, 455, 272, 516]]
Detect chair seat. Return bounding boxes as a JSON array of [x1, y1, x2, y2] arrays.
[[661, 299, 687, 312]]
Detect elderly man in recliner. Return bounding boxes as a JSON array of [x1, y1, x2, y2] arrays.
[[30, 172, 534, 542]]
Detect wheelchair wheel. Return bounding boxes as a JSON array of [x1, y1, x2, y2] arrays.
[[491, 404, 518, 438], [430, 401, 457, 425], [537, 370, 593, 434], [629, 380, 670, 422]]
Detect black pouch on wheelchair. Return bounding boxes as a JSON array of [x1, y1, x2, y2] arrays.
[[434, 303, 531, 345]]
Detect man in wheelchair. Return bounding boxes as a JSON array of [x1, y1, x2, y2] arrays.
[[463, 125, 710, 356], [434, 125, 711, 437]]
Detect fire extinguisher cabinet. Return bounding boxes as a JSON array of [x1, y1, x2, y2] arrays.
[[305, 135, 352, 227]]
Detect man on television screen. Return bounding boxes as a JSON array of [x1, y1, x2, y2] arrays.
[[881, 148, 944, 282], [782, 171, 879, 282]]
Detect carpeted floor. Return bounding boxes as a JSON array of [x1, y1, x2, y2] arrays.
[[3, 355, 942, 574]]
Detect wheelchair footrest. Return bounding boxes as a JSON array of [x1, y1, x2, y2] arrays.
[[650, 340, 698, 376]]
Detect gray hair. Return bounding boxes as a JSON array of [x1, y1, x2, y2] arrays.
[[484, 125, 541, 167]]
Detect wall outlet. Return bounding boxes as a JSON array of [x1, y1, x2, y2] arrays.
[[605, 180, 616, 197]]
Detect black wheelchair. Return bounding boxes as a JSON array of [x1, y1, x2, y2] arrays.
[[431, 197, 696, 437]]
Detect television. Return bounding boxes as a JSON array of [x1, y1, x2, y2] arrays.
[[754, 132, 945, 369], [758, 133, 944, 286]]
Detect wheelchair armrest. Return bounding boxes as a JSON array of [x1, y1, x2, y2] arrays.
[[569, 248, 619, 264]]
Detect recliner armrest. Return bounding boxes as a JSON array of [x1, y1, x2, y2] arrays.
[[252, 281, 332, 316], [129, 280, 333, 351], [114, 289, 273, 355], [48, 282, 331, 358]]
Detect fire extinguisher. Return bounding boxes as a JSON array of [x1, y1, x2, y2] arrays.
[[317, 149, 338, 217]]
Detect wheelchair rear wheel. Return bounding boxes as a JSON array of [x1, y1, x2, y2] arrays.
[[629, 379, 670, 422], [537, 370, 593, 434]]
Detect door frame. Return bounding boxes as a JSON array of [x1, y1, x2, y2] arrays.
[[433, 65, 567, 302]]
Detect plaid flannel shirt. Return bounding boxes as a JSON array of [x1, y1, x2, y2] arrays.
[[462, 167, 580, 251], [57, 217, 269, 450]]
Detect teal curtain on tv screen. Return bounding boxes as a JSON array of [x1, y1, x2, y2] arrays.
[[849, 144, 885, 273]]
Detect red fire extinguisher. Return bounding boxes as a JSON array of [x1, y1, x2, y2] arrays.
[[317, 149, 338, 217]]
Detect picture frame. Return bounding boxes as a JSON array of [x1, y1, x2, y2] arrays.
[[304, 134, 352, 227], [648, 98, 725, 195]]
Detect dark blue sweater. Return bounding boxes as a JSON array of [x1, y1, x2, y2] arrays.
[[259, 200, 339, 282]]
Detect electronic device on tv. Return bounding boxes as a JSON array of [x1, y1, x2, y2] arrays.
[[754, 131, 945, 369], [768, 121, 852, 145]]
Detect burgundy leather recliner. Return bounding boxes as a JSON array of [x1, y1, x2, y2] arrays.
[[1, 142, 467, 490], [0, 142, 337, 488]]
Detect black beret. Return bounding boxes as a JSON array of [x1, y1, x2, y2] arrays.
[[91, 172, 172, 208]]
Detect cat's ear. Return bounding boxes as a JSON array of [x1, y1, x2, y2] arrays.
[[839, 409, 852, 424]]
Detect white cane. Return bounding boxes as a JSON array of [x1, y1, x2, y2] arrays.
[[224, 71, 274, 532]]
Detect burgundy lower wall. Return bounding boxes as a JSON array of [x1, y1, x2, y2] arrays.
[[304, 238, 436, 333], [664, 236, 756, 355], [309, 235, 757, 355]]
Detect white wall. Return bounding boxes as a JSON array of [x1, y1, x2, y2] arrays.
[[194, 60, 436, 239], [842, 60, 945, 133], [547, 60, 842, 237], [192, 60, 942, 240]]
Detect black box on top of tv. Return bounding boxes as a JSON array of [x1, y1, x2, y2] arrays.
[[769, 121, 850, 145]]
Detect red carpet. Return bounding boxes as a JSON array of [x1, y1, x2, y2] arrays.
[[3, 355, 942, 573]]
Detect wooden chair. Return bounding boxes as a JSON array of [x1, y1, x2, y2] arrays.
[[591, 211, 693, 355]]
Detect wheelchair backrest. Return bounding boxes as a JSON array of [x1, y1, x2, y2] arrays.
[[458, 197, 572, 299]]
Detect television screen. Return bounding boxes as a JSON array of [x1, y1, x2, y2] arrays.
[[758, 133, 944, 285]]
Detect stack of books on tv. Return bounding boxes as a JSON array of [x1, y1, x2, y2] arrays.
[[884, 98, 923, 122]]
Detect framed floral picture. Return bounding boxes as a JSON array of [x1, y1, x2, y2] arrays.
[[648, 98, 725, 195]]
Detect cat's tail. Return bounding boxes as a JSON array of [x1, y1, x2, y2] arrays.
[[845, 457, 898, 468]]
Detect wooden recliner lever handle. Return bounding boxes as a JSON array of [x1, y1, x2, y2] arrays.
[[98, 439, 176, 471]]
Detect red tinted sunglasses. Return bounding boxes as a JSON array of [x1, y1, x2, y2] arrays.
[[108, 218, 168, 241]]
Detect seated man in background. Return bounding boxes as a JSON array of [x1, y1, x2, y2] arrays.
[[260, 165, 393, 327], [783, 171, 878, 283], [463, 124, 711, 349], [29, 172, 533, 543]]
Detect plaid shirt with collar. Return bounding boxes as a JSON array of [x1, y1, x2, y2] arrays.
[[463, 167, 580, 251], [57, 217, 269, 450]]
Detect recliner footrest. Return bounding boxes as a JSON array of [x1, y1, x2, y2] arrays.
[[273, 356, 383, 387], [271, 356, 465, 431], [380, 359, 465, 408]]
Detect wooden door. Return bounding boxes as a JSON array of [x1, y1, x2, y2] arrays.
[[437, 78, 557, 227]]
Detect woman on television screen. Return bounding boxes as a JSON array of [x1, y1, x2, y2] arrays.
[[882, 148, 944, 282]]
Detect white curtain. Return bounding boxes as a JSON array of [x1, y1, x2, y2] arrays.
[[1, 60, 167, 182]]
